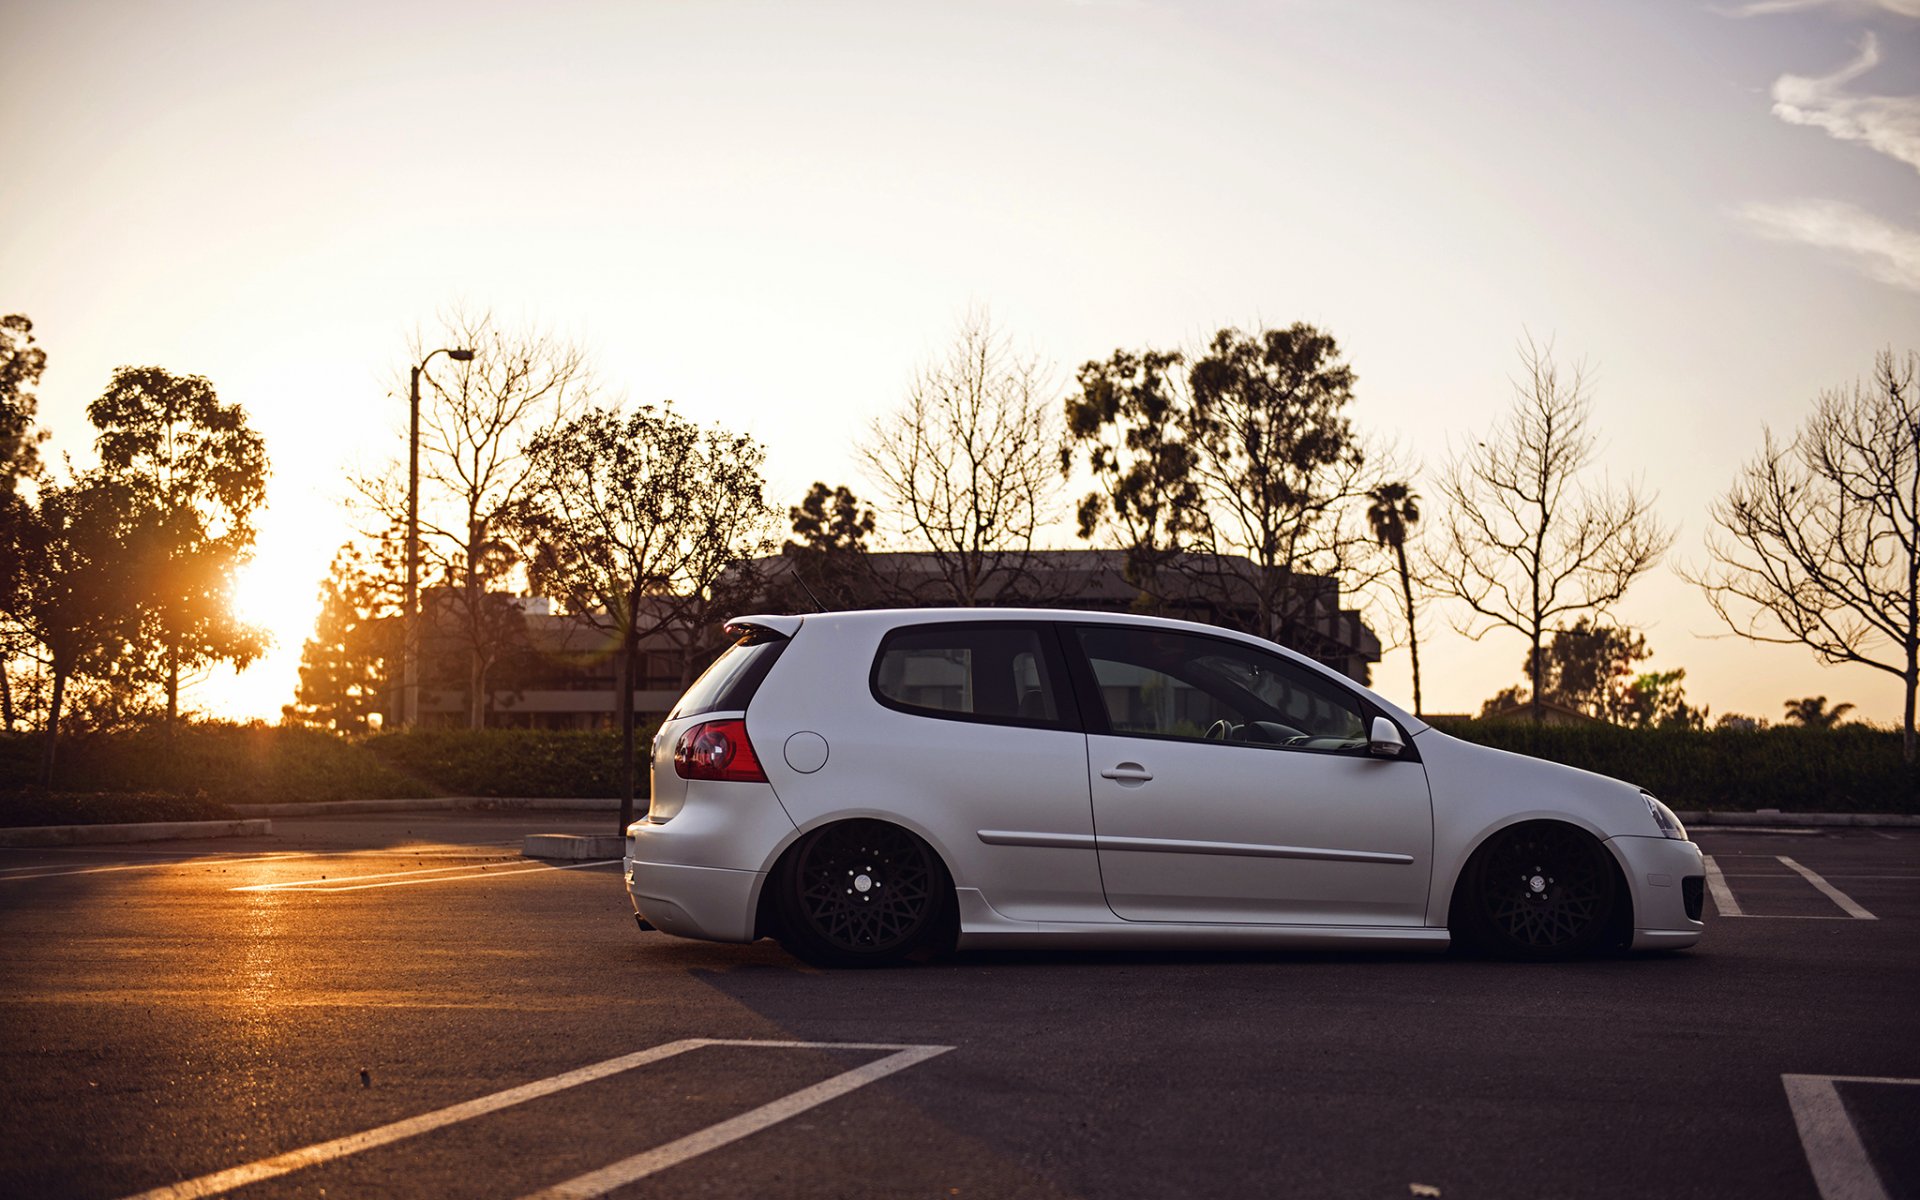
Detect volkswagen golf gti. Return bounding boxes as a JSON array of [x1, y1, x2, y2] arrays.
[[624, 608, 1704, 967]]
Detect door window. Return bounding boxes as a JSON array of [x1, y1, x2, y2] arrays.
[[872, 623, 1068, 728], [1074, 625, 1369, 751]]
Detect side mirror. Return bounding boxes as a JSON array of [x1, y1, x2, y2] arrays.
[[1368, 716, 1406, 759]]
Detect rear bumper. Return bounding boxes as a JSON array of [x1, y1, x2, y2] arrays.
[[1606, 834, 1706, 950], [625, 856, 763, 943]]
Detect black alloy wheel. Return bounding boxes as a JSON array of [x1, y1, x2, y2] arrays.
[[775, 820, 950, 967], [1462, 822, 1619, 960]]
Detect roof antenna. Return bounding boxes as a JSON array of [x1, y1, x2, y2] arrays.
[[786, 556, 826, 613]]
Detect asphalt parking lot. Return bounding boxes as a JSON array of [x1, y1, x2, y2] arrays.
[[2, 813, 1916, 1200]]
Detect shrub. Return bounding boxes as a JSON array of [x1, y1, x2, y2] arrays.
[[1427, 719, 1919, 813]]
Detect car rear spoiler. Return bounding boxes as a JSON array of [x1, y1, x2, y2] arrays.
[[723, 614, 803, 641]]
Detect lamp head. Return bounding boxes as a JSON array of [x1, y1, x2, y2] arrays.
[[448, 349, 475, 362]]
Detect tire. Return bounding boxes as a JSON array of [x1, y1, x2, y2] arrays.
[[1456, 822, 1619, 961], [773, 820, 952, 968]]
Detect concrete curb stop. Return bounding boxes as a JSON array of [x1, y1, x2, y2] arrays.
[[1677, 811, 1920, 828], [229, 796, 623, 818], [523, 833, 627, 860], [0, 819, 273, 848]]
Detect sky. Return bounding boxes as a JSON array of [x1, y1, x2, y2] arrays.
[[3, 0, 1919, 725]]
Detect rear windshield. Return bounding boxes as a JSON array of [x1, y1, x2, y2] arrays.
[[670, 631, 790, 719]]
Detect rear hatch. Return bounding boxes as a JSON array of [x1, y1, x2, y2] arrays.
[[646, 618, 796, 822]]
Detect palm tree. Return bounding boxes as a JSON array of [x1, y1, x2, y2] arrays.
[[1782, 696, 1855, 729], [1367, 481, 1423, 716]]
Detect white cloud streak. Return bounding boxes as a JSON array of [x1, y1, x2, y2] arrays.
[[1721, 0, 1920, 16], [1771, 34, 1920, 175], [1740, 198, 1920, 291]]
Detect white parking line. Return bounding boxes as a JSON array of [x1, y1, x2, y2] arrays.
[[1778, 857, 1878, 920], [112, 1038, 952, 1200], [232, 859, 616, 893], [516, 1044, 953, 1200], [0, 853, 316, 882], [1783, 1073, 1920, 1200], [1701, 855, 1743, 917]]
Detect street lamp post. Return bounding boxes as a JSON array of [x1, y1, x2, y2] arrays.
[[402, 346, 475, 729]]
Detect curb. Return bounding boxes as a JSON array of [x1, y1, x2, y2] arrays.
[[1676, 811, 1920, 828], [230, 797, 624, 818], [523, 833, 627, 860], [0, 819, 273, 848]]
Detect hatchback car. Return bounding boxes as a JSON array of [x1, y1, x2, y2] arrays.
[[625, 608, 1704, 966]]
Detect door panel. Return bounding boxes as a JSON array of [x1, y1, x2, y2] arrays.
[[1071, 624, 1434, 925], [1088, 733, 1432, 924]]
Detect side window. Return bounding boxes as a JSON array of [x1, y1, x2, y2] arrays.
[[872, 624, 1066, 727], [1075, 625, 1370, 752]]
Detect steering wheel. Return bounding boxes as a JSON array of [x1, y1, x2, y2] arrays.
[[1204, 719, 1236, 741]]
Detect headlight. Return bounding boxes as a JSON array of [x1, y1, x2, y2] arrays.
[[1643, 792, 1688, 841]]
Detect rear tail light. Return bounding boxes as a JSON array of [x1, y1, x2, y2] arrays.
[[673, 718, 767, 782]]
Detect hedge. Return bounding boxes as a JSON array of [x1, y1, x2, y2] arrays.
[[1, 718, 1913, 824], [1428, 719, 1918, 814], [0, 723, 659, 818]]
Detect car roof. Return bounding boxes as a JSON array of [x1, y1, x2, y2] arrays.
[[726, 607, 1426, 734]]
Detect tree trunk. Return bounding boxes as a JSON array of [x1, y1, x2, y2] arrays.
[[1, 666, 13, 732], [617, 594, 638, 833], [1905, 649, 1916, 766], [166, 641, 179, 728], [469, 648, 486, 730], [41, 666, 66, 787], [1528, 627, 1543, 725], [1394, 540, 1421, 717]]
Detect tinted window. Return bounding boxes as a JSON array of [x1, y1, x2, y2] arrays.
[[873, 624, 1065, 726], [671, 632, 789, 719], [1075, 625, 1369, 752]]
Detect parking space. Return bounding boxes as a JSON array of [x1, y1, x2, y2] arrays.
[[1, 815, 1916, 1199]]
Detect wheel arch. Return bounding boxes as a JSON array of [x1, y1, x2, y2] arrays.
[[1440, 815, 1635, 946], [751, 811, 962, 942]]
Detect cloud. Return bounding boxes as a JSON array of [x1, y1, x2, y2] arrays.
[[1739, 198, 1920, 290], [1721, 0, 1920, 16], [1770, 34, 1920, 175]]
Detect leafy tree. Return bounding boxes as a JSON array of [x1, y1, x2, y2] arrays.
[[1533, 619, 1649, 720], [1063, 348, 1203, 606], [1618, 669, 1707, 730], [861, 309, 1063, 605], [1782, 696, 1855, 729], [0, 314, 50, 730], [776, 482, 884, 610], [519, 403, 775, 829], [1429, 336, 1671, 723], [1367, 481, 1424, 716], [2, 474, 144, 783], [88, 366, 268, 725], [1692, 350, 1920, 761], [1182, 324, 1378, 648], [0, 315, 48, 496], [284, 539, 404, 734]]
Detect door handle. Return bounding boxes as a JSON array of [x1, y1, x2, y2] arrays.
[[1100, 763, 1153, 783]]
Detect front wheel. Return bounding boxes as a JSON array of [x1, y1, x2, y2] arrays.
[[1457, 822, 1619, 960], [773, 820, 951, 968]]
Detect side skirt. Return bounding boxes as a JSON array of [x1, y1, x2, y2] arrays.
[[952, 888, 1452, 953]]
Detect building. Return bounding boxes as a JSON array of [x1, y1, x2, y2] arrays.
[[398, 550, 1380, 729]]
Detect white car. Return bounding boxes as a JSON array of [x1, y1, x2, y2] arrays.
[[625, 608, 1704, 967]]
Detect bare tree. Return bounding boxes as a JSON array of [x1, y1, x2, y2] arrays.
[[861, 310, 1063, 605], [1428, 336, 1672, 723], [1691, 350, 1919, 760], [355, 309, 591, 728]]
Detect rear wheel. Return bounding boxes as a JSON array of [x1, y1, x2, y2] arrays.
[[773, 820, 951, 968], [1457, 822, 1618, 960]]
